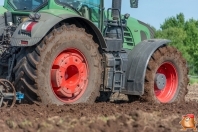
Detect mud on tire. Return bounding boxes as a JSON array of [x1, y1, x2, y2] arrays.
[[13, 25, 102, 105], [142, 46, 189, 103]]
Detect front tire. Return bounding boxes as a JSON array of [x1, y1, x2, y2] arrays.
[[13, 25, 102, 105], [143, 46, 188, 103]]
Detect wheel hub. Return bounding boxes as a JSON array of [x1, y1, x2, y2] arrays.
[[155, 73, 166, 90], [154, 62, 178, 103], [51, 49, 88, 102]]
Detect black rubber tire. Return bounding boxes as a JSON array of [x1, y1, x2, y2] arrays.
[[13, 25, 102, 105], [142, 46, 189, 103]]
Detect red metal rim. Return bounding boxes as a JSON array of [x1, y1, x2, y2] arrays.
[[51, 48, 88, 103], [154, 62, 178, 103]]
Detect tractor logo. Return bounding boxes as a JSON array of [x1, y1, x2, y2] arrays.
[[179, 114, 197, 131]]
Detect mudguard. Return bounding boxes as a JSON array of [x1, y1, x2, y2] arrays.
[[10, 13, 106, 48], [123, 39, 171, 95]]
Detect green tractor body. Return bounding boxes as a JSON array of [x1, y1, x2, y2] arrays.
[[0, 0, 188, 106], [0, 0, 153, 49]]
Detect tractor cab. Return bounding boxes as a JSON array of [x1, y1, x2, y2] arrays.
[[2, 0, 138, 29], [55, 0, 101, 27], [3, 0, 102, 28], [7, 0, 101, 19], [8, 0, 46, 11]]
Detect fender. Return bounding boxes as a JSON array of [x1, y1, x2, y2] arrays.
[[122, 39, 171, 95], [10, 13, 106, 49]]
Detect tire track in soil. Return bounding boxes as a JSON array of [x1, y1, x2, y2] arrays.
[[0, 84, 197, 132]]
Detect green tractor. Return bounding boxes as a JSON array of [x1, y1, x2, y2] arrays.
[[0, 0, 188, 106]]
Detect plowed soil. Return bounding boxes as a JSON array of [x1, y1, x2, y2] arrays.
[[0, 84, 198, 132]]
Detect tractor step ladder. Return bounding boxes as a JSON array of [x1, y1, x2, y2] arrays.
[[112, 56, 124, 92]]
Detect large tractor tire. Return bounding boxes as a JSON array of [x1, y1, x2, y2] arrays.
[[142, 46, 188, 103], [13, 25, 102, 105]]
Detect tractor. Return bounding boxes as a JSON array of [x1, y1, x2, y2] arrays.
[[0, 0, 188, 107]]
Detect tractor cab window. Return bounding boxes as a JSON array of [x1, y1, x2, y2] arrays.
[[9, 0, 47, 11], [55, 0, 101, 28]]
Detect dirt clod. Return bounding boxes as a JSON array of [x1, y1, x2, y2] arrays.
[[0, 84, 198, 132]]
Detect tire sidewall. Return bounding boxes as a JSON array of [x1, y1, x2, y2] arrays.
[[37, 28, 101, 104], [150, 49, 186, 103]]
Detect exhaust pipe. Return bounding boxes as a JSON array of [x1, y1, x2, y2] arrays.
[[112, 0, 122, 20]]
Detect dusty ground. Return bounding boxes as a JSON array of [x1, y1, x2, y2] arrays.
[[186, 84, 198, 102], [0, 84, 198, 132]]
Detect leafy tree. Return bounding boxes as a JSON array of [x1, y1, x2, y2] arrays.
[[160, 13, 185, 29], [155, 13, 198, 75]]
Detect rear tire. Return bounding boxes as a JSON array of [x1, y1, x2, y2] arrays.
[[13, 25, 102, 105], [142, 46, 188, 103]]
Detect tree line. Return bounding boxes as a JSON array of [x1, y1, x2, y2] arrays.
[[154, 13, 198, 75]]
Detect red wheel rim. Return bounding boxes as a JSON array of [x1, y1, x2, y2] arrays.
[[154, 62, 178, 103], [51, 48, 88, 103]]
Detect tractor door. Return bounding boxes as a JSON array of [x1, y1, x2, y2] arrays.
[[78, 0, 102, 29], [54, 0, 102, 29]]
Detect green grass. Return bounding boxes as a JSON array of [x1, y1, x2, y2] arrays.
[[189, 76, 198, 84]]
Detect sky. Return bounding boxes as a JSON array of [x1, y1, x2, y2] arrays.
[[104, 0, 198, 29], [0, 0, 198, 29]]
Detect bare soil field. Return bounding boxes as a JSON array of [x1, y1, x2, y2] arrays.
[[0, 84, 198, 132]]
